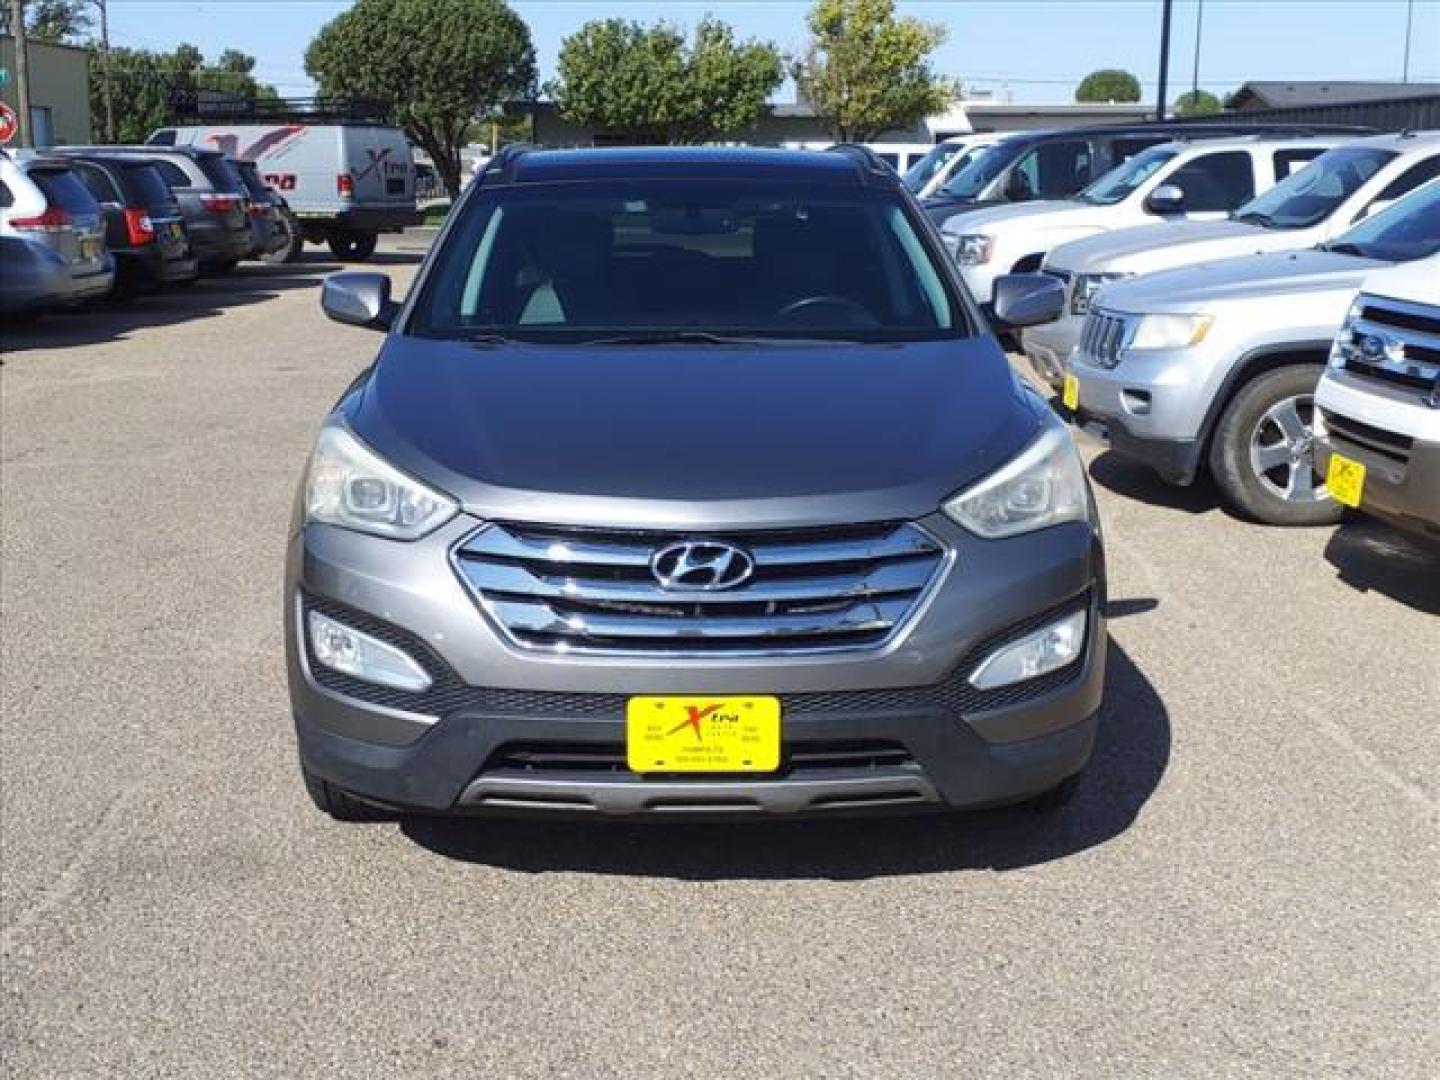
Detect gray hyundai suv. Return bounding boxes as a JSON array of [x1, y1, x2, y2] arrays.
[[287, 147, 1106, 822]]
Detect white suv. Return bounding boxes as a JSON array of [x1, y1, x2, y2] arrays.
[[1315, 255, 1440, 548], [943, 134, 1337, 308], [1024, 131, 1440, 387]]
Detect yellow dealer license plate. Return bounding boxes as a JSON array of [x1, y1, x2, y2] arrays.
[[1328, 451, 1367, 508], [1062, 373, 1080, 412], [626, 696, 780, 773]]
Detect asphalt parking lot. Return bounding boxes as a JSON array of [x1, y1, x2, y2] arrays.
[[3, 235, 1437, 1079]]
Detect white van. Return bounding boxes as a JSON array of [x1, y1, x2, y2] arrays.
[[148, 122, 422, 260]]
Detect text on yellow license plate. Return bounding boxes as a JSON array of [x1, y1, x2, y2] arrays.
[[1062, 373, 1080, 411], [626, 696, 780, 773], [1328, 451, 1366, 508]]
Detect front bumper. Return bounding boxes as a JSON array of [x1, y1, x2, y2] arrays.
[[287, 514, 1107, 817], [1020, 315, 1084, 390], [1071, 343, 1217, 485]]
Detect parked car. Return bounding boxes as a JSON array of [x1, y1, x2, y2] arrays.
[[1060, 178, 1440, 526], [1023, 131, 1440, 387], [0, 150, 114, 311], [235, 159, 301, 264], [903, 135, 1003, 198], [945, 135, 1337, 308], [63, 151, 199, 295], [59, 145, 253, 274], [920, 122, 1369, 226], [1315, 254, 1440, 549], [148, 122, 421, 260], [287, 146, 1103, 822]]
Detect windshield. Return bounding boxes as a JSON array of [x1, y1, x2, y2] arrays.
[[1328, 179, 1440, 262], [1079, 147, 1178, 206], [903, 143, 963, 192], [939, 141, 1022, 199], [411, 179, 967, 341], [122, 164, 176, 210], [31, 168, 100, 215], [1231, 146, 1395, 229], [236, 162, 272, 199]]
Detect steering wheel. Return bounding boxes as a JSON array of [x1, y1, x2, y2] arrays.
[[774, 295, 878, 327]]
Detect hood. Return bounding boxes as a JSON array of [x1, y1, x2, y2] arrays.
[[922, 196, 998, 225], [1048, 218, 1308, 274], [348, 336, 1043, 530], [1355, 254, 1440, 305], [1101, 248, 1385, 314], [946, 200, 1101, 237]]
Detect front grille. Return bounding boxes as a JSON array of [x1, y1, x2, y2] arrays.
[[452, 520, 948, 656], [1338, 295, 1440, 402], [1322, 409, 1414, 466], [300, 591, 1092, 720], [1077, 309, 1130, 369], [486, 739, 915, 777]]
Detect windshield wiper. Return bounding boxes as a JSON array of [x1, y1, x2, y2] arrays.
[[1230, 211, 1274, 227], [457, 331, 520, 346], [580, 330, 835, 346], [1321, 242, 1367, 257]]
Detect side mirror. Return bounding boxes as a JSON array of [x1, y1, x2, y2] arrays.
[[992, 273, 1066, 329], [321, 272, 397, 330], [1144, 183, 1185, 215]]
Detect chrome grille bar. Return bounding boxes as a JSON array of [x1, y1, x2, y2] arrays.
[[453, 521, 949, 656]]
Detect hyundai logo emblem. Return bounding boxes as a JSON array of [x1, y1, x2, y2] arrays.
[[650, 541, 755, 591]]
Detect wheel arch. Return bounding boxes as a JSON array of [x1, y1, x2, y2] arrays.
[[1196, 341, 1332, 454]]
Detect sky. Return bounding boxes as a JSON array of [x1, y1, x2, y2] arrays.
[[102, 0, 1440, 107]]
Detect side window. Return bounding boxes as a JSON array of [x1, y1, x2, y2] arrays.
[[1274, 148, 1325, 180], [1013, 140, 1093, 199], [74, 163, 120, 204], [1372, 156, 1440, 204], [1112, 136, 1166, 163], [149, 129, 177, 147], [153, 160, 191, 188], [1168, 151, 1255, 211]]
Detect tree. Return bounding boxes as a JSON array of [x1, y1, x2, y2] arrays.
[[1175, 89, 1222, 116], [86, 43, 275, 144], [21, 0, 90, 43], [305, 0, 535, 196], [791, 0, 956, 143], [549, 17, 782, 145], [1075, 69, 1142, 103]]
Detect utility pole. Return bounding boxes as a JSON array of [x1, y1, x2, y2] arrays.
[[94, 0, 114, 141], [10, 0, 32, 147], [1156, 0, 1174, 121], [1402, 0, 1415, 81], [1191, 0, 1204, 106]]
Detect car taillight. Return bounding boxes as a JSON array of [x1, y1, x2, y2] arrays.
[[200, 194, 237, 214], [10, 208, 73, 232], [249, 201, 268, 217], [124, 208, 156, 245], [337, 173, 354, 199]]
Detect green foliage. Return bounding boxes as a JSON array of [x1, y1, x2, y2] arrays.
[[305, 0, 536, 196], [549, 17, 783, 145], [1175, 89, 1222, 116], [23, 0, 91, 43], [89, 44, 277, 144], [1075, 69, 1142, 104], [791, 0, 956, 143]]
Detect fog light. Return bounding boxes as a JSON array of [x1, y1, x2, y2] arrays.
[[968, 610, 1087, 690], [307, 611, 432, 693]]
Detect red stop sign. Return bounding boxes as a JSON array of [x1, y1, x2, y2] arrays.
[[0, 104, 17, 145]]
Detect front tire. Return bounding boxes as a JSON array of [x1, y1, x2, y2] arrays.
[[301, 765, 394, 822], [1208, 364, 1342, 526], [327, 230, 379, 261]]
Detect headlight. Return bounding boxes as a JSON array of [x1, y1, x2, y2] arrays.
[[943, 424, 1091, 539], [1329, 297, 1364, 370], [304, 424, 458, 540], [1071, 272, 1132, 316], [951, 234, 994, 265], [1128, 312, 1213, 351]]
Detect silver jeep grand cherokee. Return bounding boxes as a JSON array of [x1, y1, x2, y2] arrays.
[[286, 147, 1106, 821]]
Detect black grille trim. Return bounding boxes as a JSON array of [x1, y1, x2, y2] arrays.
[[1362, 304, 1440, 337], [1322, 409, 1413, 465], [301, 590, 1093, 720]]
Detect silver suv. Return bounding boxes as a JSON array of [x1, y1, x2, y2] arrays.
[[286, 147, 1106, 822], [0, 151, 114, 308], [1062, 178, 1440, 526]]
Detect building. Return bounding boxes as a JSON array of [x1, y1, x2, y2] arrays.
[[0, 35, 92, 146], [514, 94, 1155, 148], [1227, 81, 1436, 111]]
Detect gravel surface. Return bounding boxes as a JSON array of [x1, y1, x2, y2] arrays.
[[3, 238, 1436, 1079]]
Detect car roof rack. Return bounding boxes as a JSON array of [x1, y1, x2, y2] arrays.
[[167, 92, 394, 126]]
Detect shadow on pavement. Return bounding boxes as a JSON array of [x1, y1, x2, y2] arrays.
[[0, 262, 341, 353], [401, 641, 1169, 880], [1087, 451, 1221, 515], [1324, 519, 1440, 615]]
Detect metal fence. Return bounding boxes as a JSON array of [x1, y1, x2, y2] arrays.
[[1172, 93, 1440, 133]]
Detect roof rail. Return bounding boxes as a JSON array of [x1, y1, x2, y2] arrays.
[[479, 143, 536, 185], [825, 143, 895, 184]]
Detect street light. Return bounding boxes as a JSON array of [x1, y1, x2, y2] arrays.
[[1156, 0, 1174, 121]]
